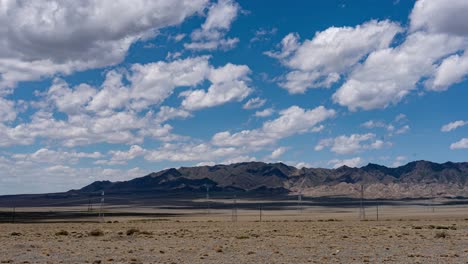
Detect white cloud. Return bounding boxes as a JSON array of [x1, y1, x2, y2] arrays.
[[270, 147, 287, 159], [333, 32, 466, 110], [333, 0, 468, 111], [395, 125, 410, 135], [180, 63, 252, 110], [98, 145, 147, 165], [250, 27, 277, 43], [221, 156, 256, 165], [410, 0, 468, 36], [12, 148, 103, 164], [255, 108, 274, 117], [441, 120, 468, 132], [427, 52, 468, 91], [328, 157, 363, 168], [315, 133, 386, 155], [0, 97, 16, 122], [243, 97, 266, 109], [450, 138, 468, 149], [0, 0, 208, 90], [155, 106, 192, 123], [185, 0, 240, 51], [266, 20, 402, 93], [145, 143, 241, 162], [391, 156, 406, 167], [213, 105, 335, 148]]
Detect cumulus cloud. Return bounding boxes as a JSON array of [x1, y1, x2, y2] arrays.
[[270, 147, 287, 159], [212, 105, 336, 148], [185, 0, 240, 51], [255, 108, 274, 117], [333, 0, 468, 110], [0, 0, 208, 91], [96, 145, 147, 165], [266, 20, 402, 93], [0, 97, 16, 122], [450, 138, 468, 149], [441, 120, 468, 132], [180, 63, 252, 110], [328, 157, 363, 168], [315, 133, 387, 155]]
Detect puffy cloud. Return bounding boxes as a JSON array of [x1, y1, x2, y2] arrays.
[[410, 0, 468, 36], [270, 147, 287, 159], [185, 0, 240, 51], [97, 145, 147, 165], [255, 108, 274, 117], [328, 157, 363, 168], [333, 32, 466, 110], [333, 0, 468, 111], [212, 105, 335, 148], [441, 120, 468, 132], [180, 63, 252, 110], [243, 97, 266, 109], [0, 0, 208, 90], [266, 20, 402, 93], [0, 97, 16, 122], [315, 133, 386, 155], [450, 138, 468, 149], [144, 143, 241, 162], [427, 52, 468, 91]]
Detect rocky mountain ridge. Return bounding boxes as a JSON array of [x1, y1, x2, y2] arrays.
[[79, 160, 468, 199]]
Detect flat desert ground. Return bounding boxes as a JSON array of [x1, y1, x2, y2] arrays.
[[1, 204, 468, 263]]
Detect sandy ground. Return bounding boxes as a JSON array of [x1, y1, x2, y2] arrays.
[[1, 205, 468, 264]]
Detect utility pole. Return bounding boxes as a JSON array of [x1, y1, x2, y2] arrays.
[[259, 204, 262, 222], [98, 191, 105, 223], [206, 185, 210, 214], [430, 186, 435, 213], [232, 195, 237, 222], [376, 204, 379, 221], [359, 185, 365, 220], [12, 207, 15, 224]]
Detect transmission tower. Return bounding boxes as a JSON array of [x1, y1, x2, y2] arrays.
[[98, 191, 105, 223]]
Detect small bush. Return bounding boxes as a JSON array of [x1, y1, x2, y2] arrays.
[[435, 231, 448, 238], [10, 232, 21, 236], [55, 230, 69, 236], [235, 235, 250, 239], [89, 229, 104, 236], [126, 228, 140, 236]]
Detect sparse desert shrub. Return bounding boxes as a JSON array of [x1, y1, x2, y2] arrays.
[[126, 228, 140, 236], [89, 229, 104, 236], [139, 230, 153, 235], [10, 232, 21, 236], [55, 230, 69, 236], [435, 231, 448, 238], [235, 235, 250, 239]]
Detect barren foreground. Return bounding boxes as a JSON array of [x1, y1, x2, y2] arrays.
[[1, 212, 468, 264]]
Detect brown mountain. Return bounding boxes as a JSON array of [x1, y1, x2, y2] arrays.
[[79, 160, 468, 198]]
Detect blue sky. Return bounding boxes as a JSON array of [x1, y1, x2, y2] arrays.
[[0, 0, 467, 194]]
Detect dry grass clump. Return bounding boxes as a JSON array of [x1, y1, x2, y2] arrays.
[[55, 230, 69, 236], [9, 232, 21, 236], [235, 235, 250, 239], [126, 228, 140, 236], [434, 231, 448, 238], [89, 229, 104, 236]]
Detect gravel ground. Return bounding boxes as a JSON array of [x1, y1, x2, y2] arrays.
[[1, 217, 468, 264]]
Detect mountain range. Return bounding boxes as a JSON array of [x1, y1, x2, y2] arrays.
[[79, 160, 468, 199]]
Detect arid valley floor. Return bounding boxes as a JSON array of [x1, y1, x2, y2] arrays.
[[1, 202, 468, 264]]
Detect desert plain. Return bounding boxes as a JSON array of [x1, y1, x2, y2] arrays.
[[1, 199, 468, 264]]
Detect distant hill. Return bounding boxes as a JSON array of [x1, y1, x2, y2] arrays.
[[78, 160, 468, 199]]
